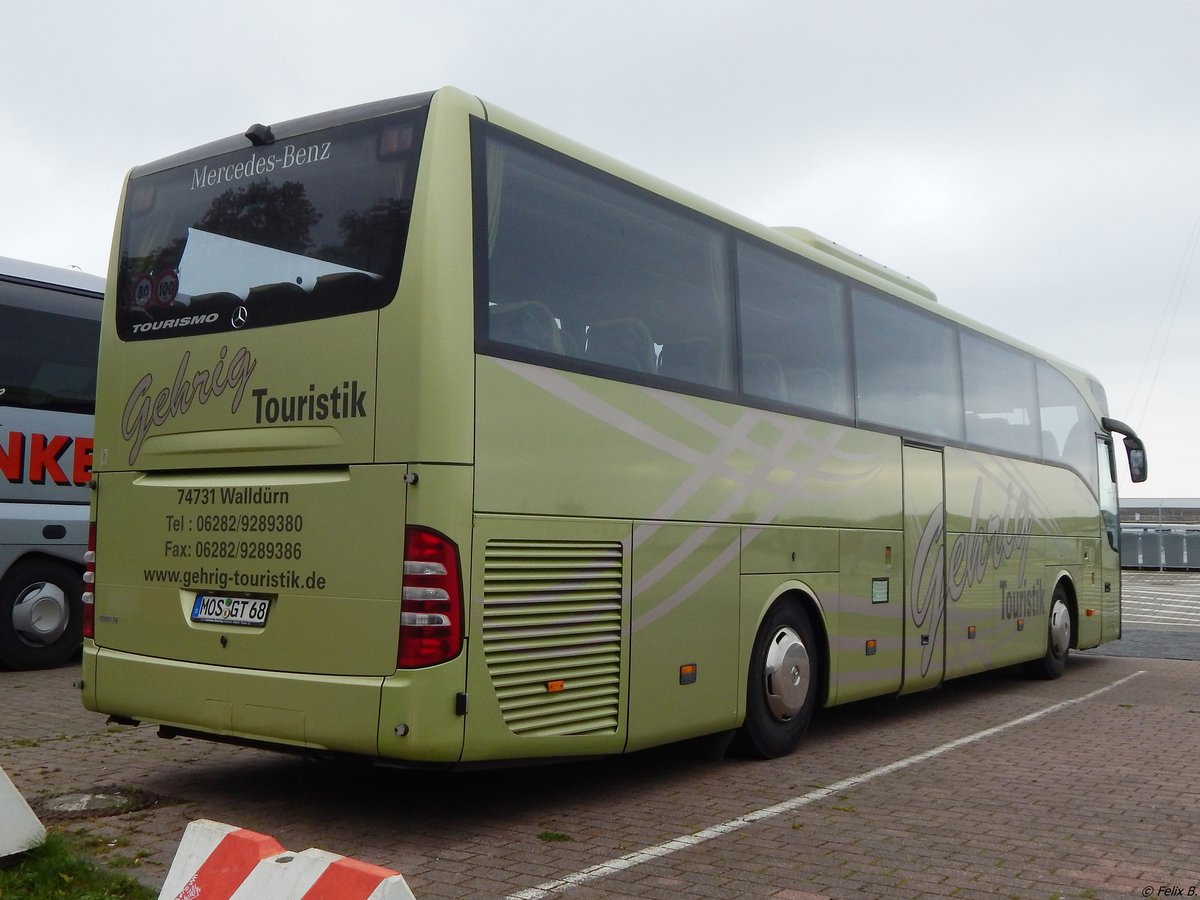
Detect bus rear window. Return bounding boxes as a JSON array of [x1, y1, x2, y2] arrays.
[[116, 108, 427, 340]]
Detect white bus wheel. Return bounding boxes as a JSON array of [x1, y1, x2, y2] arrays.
[[735, 601, 819, 759], [0, 559, 83, 670], [1026, 584, 1072, 680]]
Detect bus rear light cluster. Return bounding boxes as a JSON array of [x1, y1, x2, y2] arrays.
[[82, 522, 96, 640], [398, 526, 463, 668]]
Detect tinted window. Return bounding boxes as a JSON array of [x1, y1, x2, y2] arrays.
[[961, 332, 1040, 457], [476, 124, 734, 390], [1038, 361, 1097, 489], [117, 107, 427, 340], [737, 242, 852, 416], [472, 121, 1101, 474], [1098, 439, 1119, 550], [852, 288, 963, 440], [0, 283, 99, 414]]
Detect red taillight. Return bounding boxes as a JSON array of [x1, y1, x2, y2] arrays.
[[82, 522, 96, 640], [398, 526, 463, 668]]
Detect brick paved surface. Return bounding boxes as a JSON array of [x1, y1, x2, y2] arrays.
[[2, 605, 1199, 898]]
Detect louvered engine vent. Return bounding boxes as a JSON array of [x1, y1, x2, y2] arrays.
[[482, 539, 624, 736]]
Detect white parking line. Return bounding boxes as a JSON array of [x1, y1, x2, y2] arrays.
[[1125, 604, 1200, 616], [1124, 592, 1200, 603], [1124, 615, 1200, 628], [506, 671, 1146, 900]]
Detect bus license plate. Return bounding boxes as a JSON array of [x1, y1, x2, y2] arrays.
[[191, 595, 270, 627]]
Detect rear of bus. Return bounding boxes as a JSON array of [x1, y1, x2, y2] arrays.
[[83, 89, 480, 761]]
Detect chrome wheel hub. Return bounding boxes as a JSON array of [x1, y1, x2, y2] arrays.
[[11, 581, 69, 647], [763, 626, 810, 721], [1048, 597, 1070, 658]]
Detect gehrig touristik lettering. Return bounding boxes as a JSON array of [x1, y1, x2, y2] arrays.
[[120, 347, 370, 466]]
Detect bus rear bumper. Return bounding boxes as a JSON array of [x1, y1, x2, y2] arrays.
[[84, 645, 385, 757]]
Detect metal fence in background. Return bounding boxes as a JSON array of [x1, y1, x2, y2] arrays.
[[1121, 526, 1200, 570]]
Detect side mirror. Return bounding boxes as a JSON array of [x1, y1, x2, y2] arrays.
[[1125, 439, 1148, 483], [1101, 417, 1149, 483]]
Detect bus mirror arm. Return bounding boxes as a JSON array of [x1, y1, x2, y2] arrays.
[[1101, 417, 1149, 483]]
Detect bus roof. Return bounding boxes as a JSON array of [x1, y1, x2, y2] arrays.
[[0, 256, 104, 295], [109, 85, 1110, 423]]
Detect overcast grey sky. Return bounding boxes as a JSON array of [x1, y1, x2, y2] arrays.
[[3, 1, 1196, 498]]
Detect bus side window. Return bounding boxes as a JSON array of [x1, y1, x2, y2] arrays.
[[658, 337, 721, 388], [476, 124, 733, 391], [736, 240, 852, 417], [1041, 431, 1061, 460], [852, 287, 964, 441], [489, 301, 565, 355], [961, 331, 1039, 457], [743, 354, 788, 403], [1098, 439, 1119, 551], [584, 318, 657, 373], [1038, 361, 1098, 491]]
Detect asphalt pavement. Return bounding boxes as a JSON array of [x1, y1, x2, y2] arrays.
[[1087, 570, 1200, 660], [1, 568, 1197, 898]]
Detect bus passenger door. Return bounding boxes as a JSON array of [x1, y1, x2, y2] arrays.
[[901, 444, 946, 694]]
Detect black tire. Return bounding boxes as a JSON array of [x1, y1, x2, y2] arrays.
[[1027, 583, 1071, 680], [736, 601, 820, 759], [0, 559, 83, 670]]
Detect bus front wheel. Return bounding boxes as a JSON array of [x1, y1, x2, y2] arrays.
[[1027, 583, 1072, 680], [736, 602, 819, 759], [0, 559, 83, 670]]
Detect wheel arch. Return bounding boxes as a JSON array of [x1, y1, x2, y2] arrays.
[[1, 549, 85, 584]]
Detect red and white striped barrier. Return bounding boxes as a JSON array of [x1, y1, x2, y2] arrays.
[[159, 819, 415, 900]]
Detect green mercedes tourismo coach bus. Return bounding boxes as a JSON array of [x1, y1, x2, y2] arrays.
[[82, 87, 1148, 763]]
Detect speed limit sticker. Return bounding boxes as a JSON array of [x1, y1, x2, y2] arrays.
[[131, 274, 154, 308], [153, 269, 180, 307]]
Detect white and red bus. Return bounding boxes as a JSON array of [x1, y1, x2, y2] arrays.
[[0, 256, 102, 668]]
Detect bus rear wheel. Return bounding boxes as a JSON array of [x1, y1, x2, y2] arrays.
[[736, 602, 819, 759], [0, 559, 82, 670], [1027, 583, 1072, 680]]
